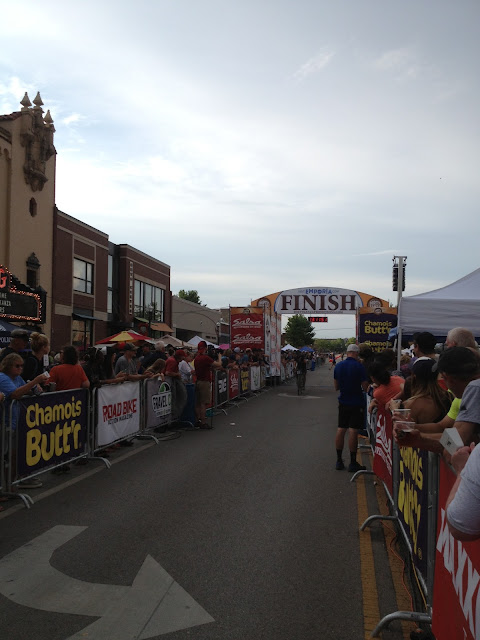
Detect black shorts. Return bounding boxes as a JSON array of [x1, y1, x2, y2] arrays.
[[338, 403, 364, 430]]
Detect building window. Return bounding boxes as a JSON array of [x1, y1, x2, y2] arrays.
[[73, 258, 93, 294], [29, 198, 37, 217], [134, 279, 164, 321], [26, 269, 37, 288], [72, 318, 92, 351], [107, 254, 113, 314]]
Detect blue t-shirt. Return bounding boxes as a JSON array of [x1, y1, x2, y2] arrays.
[[334, 357, 367, 406], [0, 372, 25, 430]]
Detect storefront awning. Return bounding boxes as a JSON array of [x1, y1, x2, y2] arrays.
[[72, 313, 101, 321], [150, 322, 173, 332], [134, 316, 149, 323]]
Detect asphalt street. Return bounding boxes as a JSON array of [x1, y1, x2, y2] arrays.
[[0, 365, 411, 640]]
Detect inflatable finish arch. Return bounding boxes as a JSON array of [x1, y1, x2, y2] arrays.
[[251, 287, 390, 315]]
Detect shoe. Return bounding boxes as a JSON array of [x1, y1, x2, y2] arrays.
[[17, 478, 43, 489], [348, 461, 366, 473], [199, 423, 213, 430], [335, 460, 345, 471]]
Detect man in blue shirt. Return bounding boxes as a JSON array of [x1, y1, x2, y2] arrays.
[[333, 343, 369, 471]]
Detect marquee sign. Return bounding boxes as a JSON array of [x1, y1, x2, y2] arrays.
[[0, 265, 43, 322]]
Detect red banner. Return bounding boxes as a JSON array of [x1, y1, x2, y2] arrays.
[[432, 461, 480, 640], [230, 307, 264, 351], [228, 369, 239, 399], [372, 407, 393, 495]]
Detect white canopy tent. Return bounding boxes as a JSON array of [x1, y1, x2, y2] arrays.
[[398, 267, 480, 339], [281, 344, 298, 351], [187, 335, 217, 348]]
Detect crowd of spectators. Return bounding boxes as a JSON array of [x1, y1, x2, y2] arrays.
[[0, 333, 273, 503]]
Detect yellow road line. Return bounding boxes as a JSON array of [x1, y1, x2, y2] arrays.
[[356, 474, 381, 640]]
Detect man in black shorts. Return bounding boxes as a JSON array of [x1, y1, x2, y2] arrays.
[[333, 343, 369, 471]]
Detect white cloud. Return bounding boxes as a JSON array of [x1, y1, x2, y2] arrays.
[[293, 49, 335, 80]]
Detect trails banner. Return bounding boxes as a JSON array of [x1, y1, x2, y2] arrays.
[[397, 446, 429, 580], [96, 382, 140, 446], [250, 366, 261, 391], [372, 407, 393, 495], [230, 306, 264, 351], [357, 307, 397, 352], [16, 389, 88, 476], [145, 378, 172, 429], [432, 460, 480, 640], [215, 370, 228, 406], [228, 369, 239, 399]]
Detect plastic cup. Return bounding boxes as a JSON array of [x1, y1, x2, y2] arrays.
[[392, 408, 412, 421], [395, 421, 415, 432]]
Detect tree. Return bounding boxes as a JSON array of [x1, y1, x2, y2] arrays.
[[178, 289, 202, 305], [314, 337, 356, 353], [284, 315, 315, 348]]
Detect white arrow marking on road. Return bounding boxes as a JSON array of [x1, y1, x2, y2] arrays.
[[0, 525, 214, 638]]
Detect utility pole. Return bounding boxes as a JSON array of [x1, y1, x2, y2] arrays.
[[393, 255, 407, 370]]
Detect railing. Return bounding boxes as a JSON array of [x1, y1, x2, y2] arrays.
[[356, 406, 477, 639], [0, 367, 268, 509]]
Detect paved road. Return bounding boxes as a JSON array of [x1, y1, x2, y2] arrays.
[[0, 365, 409, 640]]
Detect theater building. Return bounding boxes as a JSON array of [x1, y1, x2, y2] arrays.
[[1, 92, 172, 352], [0, 92, 55, 334]]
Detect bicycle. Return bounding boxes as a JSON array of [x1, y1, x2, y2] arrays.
[[296, 371, 306, 395]]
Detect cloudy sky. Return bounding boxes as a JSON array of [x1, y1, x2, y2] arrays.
[[1, 1, 479, 336]]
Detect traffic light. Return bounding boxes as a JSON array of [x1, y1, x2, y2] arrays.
[[392, 264, 406, 291]]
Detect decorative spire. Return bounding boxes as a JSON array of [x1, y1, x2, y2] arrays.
[[20, 92, 32, 109], [32, 92, 44, 110], [44, 110, 54, 125]]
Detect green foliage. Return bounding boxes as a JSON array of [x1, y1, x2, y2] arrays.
[[178, 289, 202, 305], [314, 337, 356, 353], [284, 315, 315, 348]]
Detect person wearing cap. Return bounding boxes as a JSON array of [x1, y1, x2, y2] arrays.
[[333, 343, 369, 472], [194, 341, 222, 429], [394, 347, 480, 453], [0, 329, 31, 364], [114, 343, 139, 377]]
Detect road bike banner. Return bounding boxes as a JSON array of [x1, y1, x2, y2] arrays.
[[96, 382, 140, 446], [240, 369, 250, 394], [145, 377, 172, 429], [372, 407, 393, 495], [230, 306, 264, 351], [15, 390, 88, 476], [250, 366, 261, 391], [397, 446, 429, 580], [356, 306, 397, 353], [432, 460, 480, 640], [215, 370, 228, 406], [228, 369, 239, 399]]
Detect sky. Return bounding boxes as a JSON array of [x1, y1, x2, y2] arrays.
[[1, 0, 479, 337]]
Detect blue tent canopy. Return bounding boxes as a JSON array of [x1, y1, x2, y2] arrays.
[[300, 346, 314, 352]]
